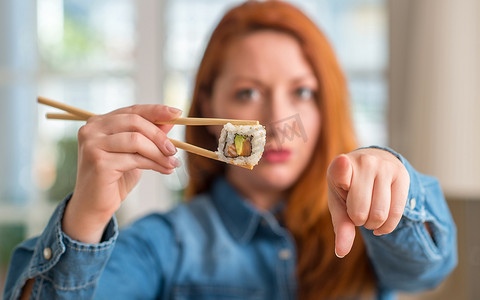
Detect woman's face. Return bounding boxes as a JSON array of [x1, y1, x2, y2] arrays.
[[207, 30, 321, 193]]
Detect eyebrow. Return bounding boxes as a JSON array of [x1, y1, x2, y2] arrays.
[[290, 74, 317, 84], [230, 74, 317, 85], [229, 76, 263, 84]]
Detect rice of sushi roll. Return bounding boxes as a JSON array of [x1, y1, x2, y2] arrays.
[[216, 122, 266, 168]]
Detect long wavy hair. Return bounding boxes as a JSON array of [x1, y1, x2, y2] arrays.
[[185, 1, 375, 299]]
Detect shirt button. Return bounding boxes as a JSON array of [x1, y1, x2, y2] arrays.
[[278, 249, 292, 260], [410, 198, 416, 210], [43, 247, 52, 260]]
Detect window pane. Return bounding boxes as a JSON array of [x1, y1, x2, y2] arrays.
[[36, 0, 137, 202], [37, 0, 136, 72], [349, 75, 388, 146]]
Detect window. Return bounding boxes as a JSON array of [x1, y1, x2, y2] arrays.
[[36, 0, 137, 202]]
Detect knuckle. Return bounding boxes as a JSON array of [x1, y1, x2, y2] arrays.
[[121, 104, 142, 116], [127, 113, 143, 127], [86, 145, 104, 161], [359, 154, 377, 169], [91, 151, 105, 165], [92, 156, 107, 172], [365, 209, 388, 229], [77, 124, 90, 142], [348, 210, 368, 226], [129, 132, 142, 146], [384, 160, 401, 178], [370, 209, 388, 223], [153, 129, 165, 143], [390, 205, 405, 218], [83, 147, 106, 170], [128, 104, 141, 113]]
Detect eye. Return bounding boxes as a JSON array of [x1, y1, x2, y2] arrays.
[[294, 87, 316, 101], [235, 88, 261, 102]]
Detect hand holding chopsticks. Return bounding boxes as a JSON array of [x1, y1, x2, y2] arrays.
[[38, 96, 257, 168]]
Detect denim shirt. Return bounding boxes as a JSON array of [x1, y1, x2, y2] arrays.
[[4, 149, 457, 300]]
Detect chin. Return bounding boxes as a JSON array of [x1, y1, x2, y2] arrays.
[[252, 163, 300, 190]]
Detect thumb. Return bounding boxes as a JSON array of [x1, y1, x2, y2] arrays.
[[327, 154, 356, 258]]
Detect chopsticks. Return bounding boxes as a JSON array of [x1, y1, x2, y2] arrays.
[[38, 97, 95, 119], [39, 97, 258, 126], [38, 96, 254, 169], [46, 113, 259, 126], [155, 117, 259, 126]]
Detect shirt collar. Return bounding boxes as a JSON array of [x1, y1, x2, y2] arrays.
[[211, 177, 262, 243]]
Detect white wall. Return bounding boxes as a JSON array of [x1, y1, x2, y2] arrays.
[[389, 0, 480, 199], [390, 0, 480, 298]]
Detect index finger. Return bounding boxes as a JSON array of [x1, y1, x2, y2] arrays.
[[328, 185, 356, 258], [107, 104, 182, 124]]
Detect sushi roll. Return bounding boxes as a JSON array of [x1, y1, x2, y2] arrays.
[[216, 122, 266, 168]]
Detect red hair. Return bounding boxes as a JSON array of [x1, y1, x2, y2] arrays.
[[185, 1, 375, 298]]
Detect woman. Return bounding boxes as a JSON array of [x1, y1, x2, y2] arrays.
[[4, 1, 456, 299]]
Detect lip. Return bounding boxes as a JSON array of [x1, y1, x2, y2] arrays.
[[263, 149, 292, 163]]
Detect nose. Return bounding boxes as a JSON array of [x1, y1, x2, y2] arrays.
[[263, 88, 294, 143], [266, 88, 292, 124]]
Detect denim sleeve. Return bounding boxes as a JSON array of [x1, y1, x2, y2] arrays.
[[360, 147, 458, 292], [4, 194, 180, 300], [3, 194, 118, 299], [95, 213, 180, 300]]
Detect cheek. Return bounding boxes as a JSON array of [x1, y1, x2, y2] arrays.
[[300, 108, 321, 154], [300, 106, 321, 144]]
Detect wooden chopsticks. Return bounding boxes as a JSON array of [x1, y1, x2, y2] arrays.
[[45, 112, 86, 120], [46, 113, 259, 126], [37, 96, 254, 169], [38, 97, 95, 119], [39, 96, 258, 126], [156, 117, 259, 126]]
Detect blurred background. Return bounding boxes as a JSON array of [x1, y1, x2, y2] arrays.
[[0, 0, 478, 298]]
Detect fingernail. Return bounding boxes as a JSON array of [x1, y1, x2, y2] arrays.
[[164, 140, 177, 155], [335, 249, 345, 259], [169, 156, 181, 168], [167, 106, 182, 115]]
